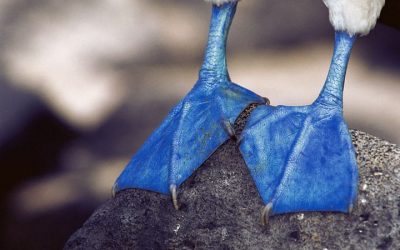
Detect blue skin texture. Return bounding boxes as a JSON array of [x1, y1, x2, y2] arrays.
[[114, 2, 265, 194], [240, 31, 358, 215]]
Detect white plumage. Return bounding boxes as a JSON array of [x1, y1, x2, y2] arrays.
[[204, 0, 385, 35], [323, 0, 385, 35]]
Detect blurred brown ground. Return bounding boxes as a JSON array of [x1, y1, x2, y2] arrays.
[[0, 0, 399, 249]]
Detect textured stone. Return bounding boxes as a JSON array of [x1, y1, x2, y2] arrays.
[[65, 110, 400, 249]]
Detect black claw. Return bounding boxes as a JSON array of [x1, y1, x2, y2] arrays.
[[170, 185, 180, 210], [263, 97, 271, 105], [235, 134, 243, 146], [261, 203, 273, 226], [348, 204, 354, 214], [111, 183, 117, 198], [222, 120, 236, 138]]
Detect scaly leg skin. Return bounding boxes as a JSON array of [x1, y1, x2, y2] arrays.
[[240, 31, 358, 224], [113, 2, 265, 208]]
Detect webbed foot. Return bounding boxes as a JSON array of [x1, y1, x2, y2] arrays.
[[113, 2, 265, 207], [240, 31, 358, 221]]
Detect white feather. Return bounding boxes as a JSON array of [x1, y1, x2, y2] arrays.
[[323, 0, 385, 36], [204, 0, 239, 6]]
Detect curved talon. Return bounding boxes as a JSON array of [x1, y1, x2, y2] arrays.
[[348, 204, 354, 214], [170, 184, 180, 210], [236, 134, 243, 146], [260, 203, 273, 226], [111, 183, 117, 198], [222, 120, 236, 138], [263, 97, 271, 106]]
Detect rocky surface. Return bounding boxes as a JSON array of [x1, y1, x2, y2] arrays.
[[65, 113, 400, 250]]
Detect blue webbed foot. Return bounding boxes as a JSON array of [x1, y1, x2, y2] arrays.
[[240, 32, 358, 222], [114, 2, 265, 208]]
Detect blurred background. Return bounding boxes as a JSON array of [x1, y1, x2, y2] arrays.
[[0, 0, 399, 249]]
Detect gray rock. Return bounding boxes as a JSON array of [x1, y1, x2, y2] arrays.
[[65, 109, 400, 250]]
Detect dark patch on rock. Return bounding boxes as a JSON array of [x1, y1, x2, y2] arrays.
[[377, 236, 393, 250], [289, 230, 301, 242]]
